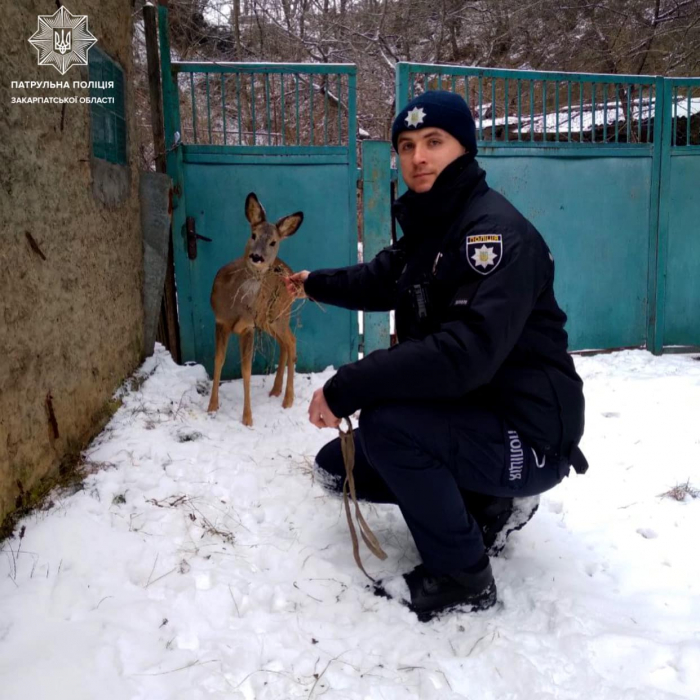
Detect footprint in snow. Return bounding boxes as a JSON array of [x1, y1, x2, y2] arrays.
[[176, 429, 204, 443], [636, 527, 658, 539]]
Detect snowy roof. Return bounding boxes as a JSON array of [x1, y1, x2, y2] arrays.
[[477, 97, 700, 135]]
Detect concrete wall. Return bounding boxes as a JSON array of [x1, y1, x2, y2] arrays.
[[0, 1, 144, 525]]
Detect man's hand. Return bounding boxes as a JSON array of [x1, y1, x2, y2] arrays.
[[284, 270, 310, 298], [308, 388, 340, 429]]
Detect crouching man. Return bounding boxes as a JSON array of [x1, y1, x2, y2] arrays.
[[285, 91, 587, 621]]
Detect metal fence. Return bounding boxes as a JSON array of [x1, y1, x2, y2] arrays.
[[394, 63, 700, 352], [173, 62, 354, 149]]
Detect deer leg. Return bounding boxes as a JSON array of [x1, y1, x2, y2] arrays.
[[207, 323, 231, 412], [281, 328, 296, 409], [239, 329, 255, 426], [269, 335, 287, 397]]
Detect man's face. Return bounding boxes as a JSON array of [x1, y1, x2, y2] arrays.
[[397, 127, 466, 193]]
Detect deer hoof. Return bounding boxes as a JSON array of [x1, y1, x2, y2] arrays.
[[242, 412, 253, 427], [282, 395, 294, 409], [269, 386, 282, 397], [207, 399, 219, 413]]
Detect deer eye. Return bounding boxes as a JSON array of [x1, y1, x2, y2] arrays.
[[269, 241, 276, 247], [251, 233, 256, 240]]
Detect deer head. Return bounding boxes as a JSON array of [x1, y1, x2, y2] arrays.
[[244, 193, 303, 274]]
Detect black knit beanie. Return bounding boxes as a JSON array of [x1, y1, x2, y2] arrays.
[[392, 90, 478, 157]]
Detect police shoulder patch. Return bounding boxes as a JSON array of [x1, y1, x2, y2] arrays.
[[466, 234, 503, 275]]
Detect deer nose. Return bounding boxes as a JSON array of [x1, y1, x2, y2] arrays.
[[249, 253, 264, 264]]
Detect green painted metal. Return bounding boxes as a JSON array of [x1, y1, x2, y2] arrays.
[[673, 85, 678, 147], [337, 74, 342, 144], [309, 76, 314, 144], [251, 74, 256, 143], [206, 74, 212, 143], [625, 88, 632, 143], [182, 162, 358, 376], [361, 142, 392, 355], [265, 73, 272, 145], [88, 47, 127, 164], [661, 78, 700, 347], [471, 155, 653, 350], [398, 63, 659, 148], [394, 62, 700, 353], [663, 152, 700, 345], [491, 80, 496, 143], [157, 38, 700, 363], [295, 75, 300, 144], [603, 83, 608, 142], [324, 79, 329, 145], [476, 146, 652, 158], [220, 74, 226, 145], [173, 62, 355, 75], [530, 81, 535, 142], [184, 145, 348, 156], [280, 74, 285, 145], [159, 5, 359, 376], [480, 77, 485, 140], [647, 77, 668, 354], [236, 73, 242, 144], [397, 63, 657, 84], [190, 73, 197, 142], [542, 80, 548, 140], [395, 62, 700, 352]]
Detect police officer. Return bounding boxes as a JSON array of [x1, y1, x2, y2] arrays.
[[284, 91, 586, 621]]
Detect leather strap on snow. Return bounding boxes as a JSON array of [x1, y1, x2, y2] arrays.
[[339, 418, 387, 581]]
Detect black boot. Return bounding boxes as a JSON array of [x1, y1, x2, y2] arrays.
[[374, 557, 497, 622], [463, 493, 540, 556]]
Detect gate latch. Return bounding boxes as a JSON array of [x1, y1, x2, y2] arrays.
[[186, 216, 212, 260]]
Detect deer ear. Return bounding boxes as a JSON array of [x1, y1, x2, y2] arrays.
[[245, 193, 266, 225], [276, 212, 303, 238]]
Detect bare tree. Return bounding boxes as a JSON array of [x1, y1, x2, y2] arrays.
[[132, 0, 700, 154]]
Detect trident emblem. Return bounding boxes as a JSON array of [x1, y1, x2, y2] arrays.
[[29, 6, 97, 75], [54, 29, 72, 55]]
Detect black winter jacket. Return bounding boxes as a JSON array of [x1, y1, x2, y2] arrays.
[[305, 154, 585, 462]]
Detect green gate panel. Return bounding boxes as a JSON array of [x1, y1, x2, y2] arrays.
[[478, 152, 652, 351], [361, 141, 392, 354], [180, 155, 358, 378], [158, 5, 359, 378], [664, 153, 700, 346]]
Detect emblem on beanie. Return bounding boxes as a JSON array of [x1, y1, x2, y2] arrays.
[[405, 107, 426, 128], [466, 234, 503, 275]]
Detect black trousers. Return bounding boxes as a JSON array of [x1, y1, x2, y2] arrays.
[[315, 400, 571, 574]]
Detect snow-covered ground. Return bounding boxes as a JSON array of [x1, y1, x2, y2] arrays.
[[1, 346, 700, 700]]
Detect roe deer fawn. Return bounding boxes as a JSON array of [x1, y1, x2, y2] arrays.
[[207, 193, 303, 426]]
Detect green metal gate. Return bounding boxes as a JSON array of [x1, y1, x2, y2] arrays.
[[394, 63, 700, 352], [660, 78, 700, 348], [158, 4, 358, 376], [158, 7, 699, 371]]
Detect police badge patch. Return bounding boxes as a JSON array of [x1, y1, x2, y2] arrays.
[[466, 234, 503, 275]]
